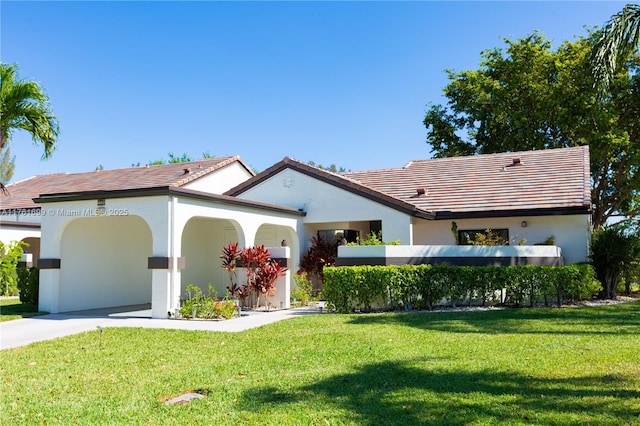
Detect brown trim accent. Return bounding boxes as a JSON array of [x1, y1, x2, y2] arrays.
[[148, 257, 186, 270], [335, 256, 563, 267], [32, 186, 306, 217], [39, 258, 61, 269], [0, 220, 41, 229], [336, 257, 386, 266], [18, 261, 34, 268], [224, 157, 434, 220], [433, 206, 591, 220], [271, 257, 289, 268]]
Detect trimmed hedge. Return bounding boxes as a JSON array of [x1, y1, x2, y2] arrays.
[[322, 264, 599, 313], [17, 267, 39, 306]]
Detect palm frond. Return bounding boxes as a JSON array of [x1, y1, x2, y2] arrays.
[[592, 4, 640, 96], [0, 62, 59, 156]]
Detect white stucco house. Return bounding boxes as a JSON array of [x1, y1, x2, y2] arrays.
[[0, 146, 592, 318], [227, 146, 592, 266]]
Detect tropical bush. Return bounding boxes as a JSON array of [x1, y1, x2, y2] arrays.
[[590, 226, 640, 298], [179, 284, 237, 320], [347, 231, 401, 246], [221, 243, 286, 308], [323, 264, 599, 313], [291, 272, 313, 306], [17, 266, 39, 305], [0, 240, 28, 296], [299, 233, 337, 292]]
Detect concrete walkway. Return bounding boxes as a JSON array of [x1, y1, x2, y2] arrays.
[[0, 304, 320, 350]]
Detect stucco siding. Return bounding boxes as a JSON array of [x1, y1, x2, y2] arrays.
[[58, 215, 152, 312], [411, 214, 591, 264], [183, 162, 253, 194], [236, 169, 413, 244], [181, 217, 236, 298], [0, 226, 41, 244]]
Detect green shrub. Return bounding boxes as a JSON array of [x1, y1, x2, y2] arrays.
[[291, 272, 313, 306], [0, 241, 28, 296], [179, 284, 237, 320], [564, 263, 600, 302], [17, 267, 39, 305], [590, 226, 640, 299], [323, 264, 600, 313], [348, 231, 400, 246]]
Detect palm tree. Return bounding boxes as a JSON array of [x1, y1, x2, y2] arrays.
[[0, 63, 59, 160], [592, 4, 640, 96]]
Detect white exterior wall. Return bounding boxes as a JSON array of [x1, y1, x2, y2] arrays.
[[181, 217, 237, 298], [38, 193, 300, 317], [38, 196, 175, 315], [0, 225, 40, 244], [338, 244, 563, 259], [58, 215, 152, 312], [174, 197, 299, 303], [412, 214, 591, 264], [183, 162, 253, 194], [236, 169, 414, 246]]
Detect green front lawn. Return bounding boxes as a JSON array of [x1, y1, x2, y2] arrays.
[[0, 299, 46, 322], [1, 302, 640, 425]]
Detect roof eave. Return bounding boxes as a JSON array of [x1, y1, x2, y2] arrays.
[[431, 205, 592, 220], [33, 186, 306, 217]]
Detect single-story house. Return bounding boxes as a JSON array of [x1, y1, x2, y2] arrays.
[[227, 146, 591, 265], [0, 146, 591, 317]]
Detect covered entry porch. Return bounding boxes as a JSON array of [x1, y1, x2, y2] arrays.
[[35, 187, 304, 318]]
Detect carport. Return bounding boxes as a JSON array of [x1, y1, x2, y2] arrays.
[[35, 186, 304, 318]]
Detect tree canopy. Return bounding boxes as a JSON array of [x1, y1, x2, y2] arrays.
[[423, 31, 640, 229]]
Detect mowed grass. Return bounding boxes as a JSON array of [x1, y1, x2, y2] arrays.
[[1, 302, 640, 425], [0, 298, 46, 322]]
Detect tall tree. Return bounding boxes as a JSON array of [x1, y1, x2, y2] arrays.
[[592, 4, 640, 96], [0, 63, 59, 159], [423, 32, 640, 229]]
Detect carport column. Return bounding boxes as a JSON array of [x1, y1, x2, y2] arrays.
[[147, 195, 184, 319], [268, 246, 290, 309], [38, 259, 61, 313], [36, 212, 68, 314], [149, 257, 185, 318]]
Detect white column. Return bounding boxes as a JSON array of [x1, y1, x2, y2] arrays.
[[151, 270, 172, 318], [36, 212, 68, 314], [38, 269, 60, 313], [267, 246, 290, 309], [148, 197, 173, 319]]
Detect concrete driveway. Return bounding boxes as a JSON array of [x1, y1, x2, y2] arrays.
[[0, 304, 319, 350]]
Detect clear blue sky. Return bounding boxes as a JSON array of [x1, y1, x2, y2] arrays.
[[1, 1, 628, 183]]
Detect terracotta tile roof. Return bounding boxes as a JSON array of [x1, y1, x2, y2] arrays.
[[0, 156, 251, 211], [227, 146, 591, 219], [342, 146, 591, 216]]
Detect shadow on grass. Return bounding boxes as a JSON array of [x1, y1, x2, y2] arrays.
[[241, 359, 640, 425], [345, 301, 640, 336], [0, 301, 46, 321]]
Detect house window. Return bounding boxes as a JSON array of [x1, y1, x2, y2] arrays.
[[317, 229, 360, 245], [458, 229, 510, 245]]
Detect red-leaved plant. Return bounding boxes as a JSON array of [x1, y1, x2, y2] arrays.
[[221, 242, 240, 289], [221, 243, 287, 308], [299, 232, 337, 292]]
